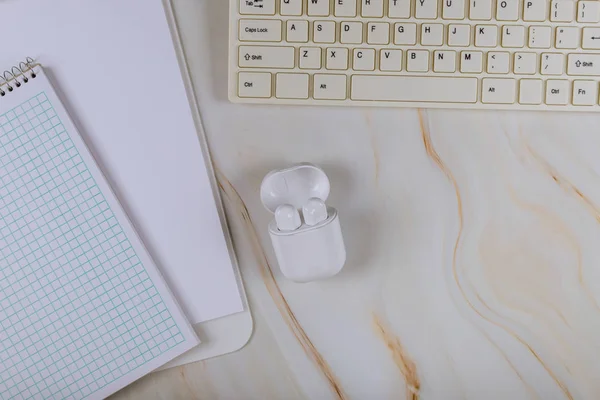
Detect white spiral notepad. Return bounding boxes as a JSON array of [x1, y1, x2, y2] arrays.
[[0, 62, 199, 400]]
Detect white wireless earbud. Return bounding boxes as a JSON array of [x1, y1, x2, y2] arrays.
[[302, 198, 328, 226], [275, 204, 301, 232]]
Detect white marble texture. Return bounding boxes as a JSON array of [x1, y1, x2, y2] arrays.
[[112, 1, 600, 399]]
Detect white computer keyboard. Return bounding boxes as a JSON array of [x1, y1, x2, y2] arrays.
[[228, 0, 600, 110]]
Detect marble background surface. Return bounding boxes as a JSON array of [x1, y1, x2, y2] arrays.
[[112, 0, 600, 399]]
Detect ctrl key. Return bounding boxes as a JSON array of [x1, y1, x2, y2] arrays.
[[545, 80, 569, 105], [238, 72, 272, 98]]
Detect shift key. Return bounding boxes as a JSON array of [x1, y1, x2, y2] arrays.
[[567, 54, 600, 75], [239, 46, 295, 68]]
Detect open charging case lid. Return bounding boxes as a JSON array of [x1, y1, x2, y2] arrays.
[[260, 163, 330, 213], [259, 164, 346, 282]]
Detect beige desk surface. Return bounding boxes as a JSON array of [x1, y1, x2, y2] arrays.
[[112, 1, 600, 399]]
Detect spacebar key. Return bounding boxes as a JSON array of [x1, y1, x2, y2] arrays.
[[351, 75, 478, 103]]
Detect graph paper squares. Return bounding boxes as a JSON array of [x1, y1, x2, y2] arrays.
[[0, 93, 184, 400]]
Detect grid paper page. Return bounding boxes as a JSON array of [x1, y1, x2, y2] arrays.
[[0, 68, 198, 400]]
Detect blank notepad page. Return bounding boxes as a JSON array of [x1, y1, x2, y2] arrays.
[[0, 68, 198, 400]]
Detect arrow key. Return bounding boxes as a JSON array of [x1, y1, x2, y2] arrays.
[[583, 27, 600, 49]]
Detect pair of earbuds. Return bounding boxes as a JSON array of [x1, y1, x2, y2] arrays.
[[274, 198, 328, 231], [261, 164, 346, 282]]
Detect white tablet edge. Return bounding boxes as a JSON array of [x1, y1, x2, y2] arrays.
[[158, 0, 254, 369]]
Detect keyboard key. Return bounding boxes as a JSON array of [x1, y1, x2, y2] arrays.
[[380, 49, 403, 71], [239, 20, 282, 42], [448, 24, 471, 46], [567, 54, 600, 76], [487, 52, 510, 73], [326, 48, 349, 70], [367, 22, 390, 44], [287, 20, 309, 42], [433, 50, 457, 72], [443, 0, 466, 19], [550, 0, 574, 22], [496, 0, 519, 20], [523, 0, 547, 21], [276, 73, 309, 99], [240, 0, 275, 15], [239, 46, 295, 68], [582, 27, 600, 49], [502, 25, 525, 48], [326, 48, 347, 71], [238, 72, 272, 98], [394, 23, 417, 45], [556, 27, 580, 49], [519, 79, 543, 104], [514, 52, 537, 74], [362, 0, 384, 17], [421, 24, 444, 46], [280, 0, 303, 15], [460, 51, 483, 72], [416, 0, 438, 19], [340, 22, 363, 44], [335, 0, 357, 16], [541, 53, 564, 75], [313, 74, 347, 99], [351, 76, 478, 102], [482, 78, 516, 103], [308, 0, 330, 16], [572, 80, 598, 105], [578, 1, 600, 22], [407, 50, 430, 71], [353, 48, 376, 70], [299, 47, 322, 69], [470, 0, 493, 20], [314, 21, 336, 43], [529, 26, 552, 48], [475, 25, 498, 47], [389, 0, 412, 18], [545, 80, 569, 104]]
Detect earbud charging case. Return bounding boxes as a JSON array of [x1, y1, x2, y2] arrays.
[[260, 164, 346, 282]]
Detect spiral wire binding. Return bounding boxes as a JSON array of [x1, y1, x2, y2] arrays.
[[0, 57, 37, 97]]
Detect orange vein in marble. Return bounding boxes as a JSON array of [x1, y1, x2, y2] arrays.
[[418, 110, 561, 400], [215, 169, 348, 400], [372, 314, 420, 400], [178, 367, 200, 400], [521, 142, 600, 310], [507, 183, 595, 318], [524, 142, 600, 225], [503, 129, 600, 317], [499, 187, 596, 358]]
